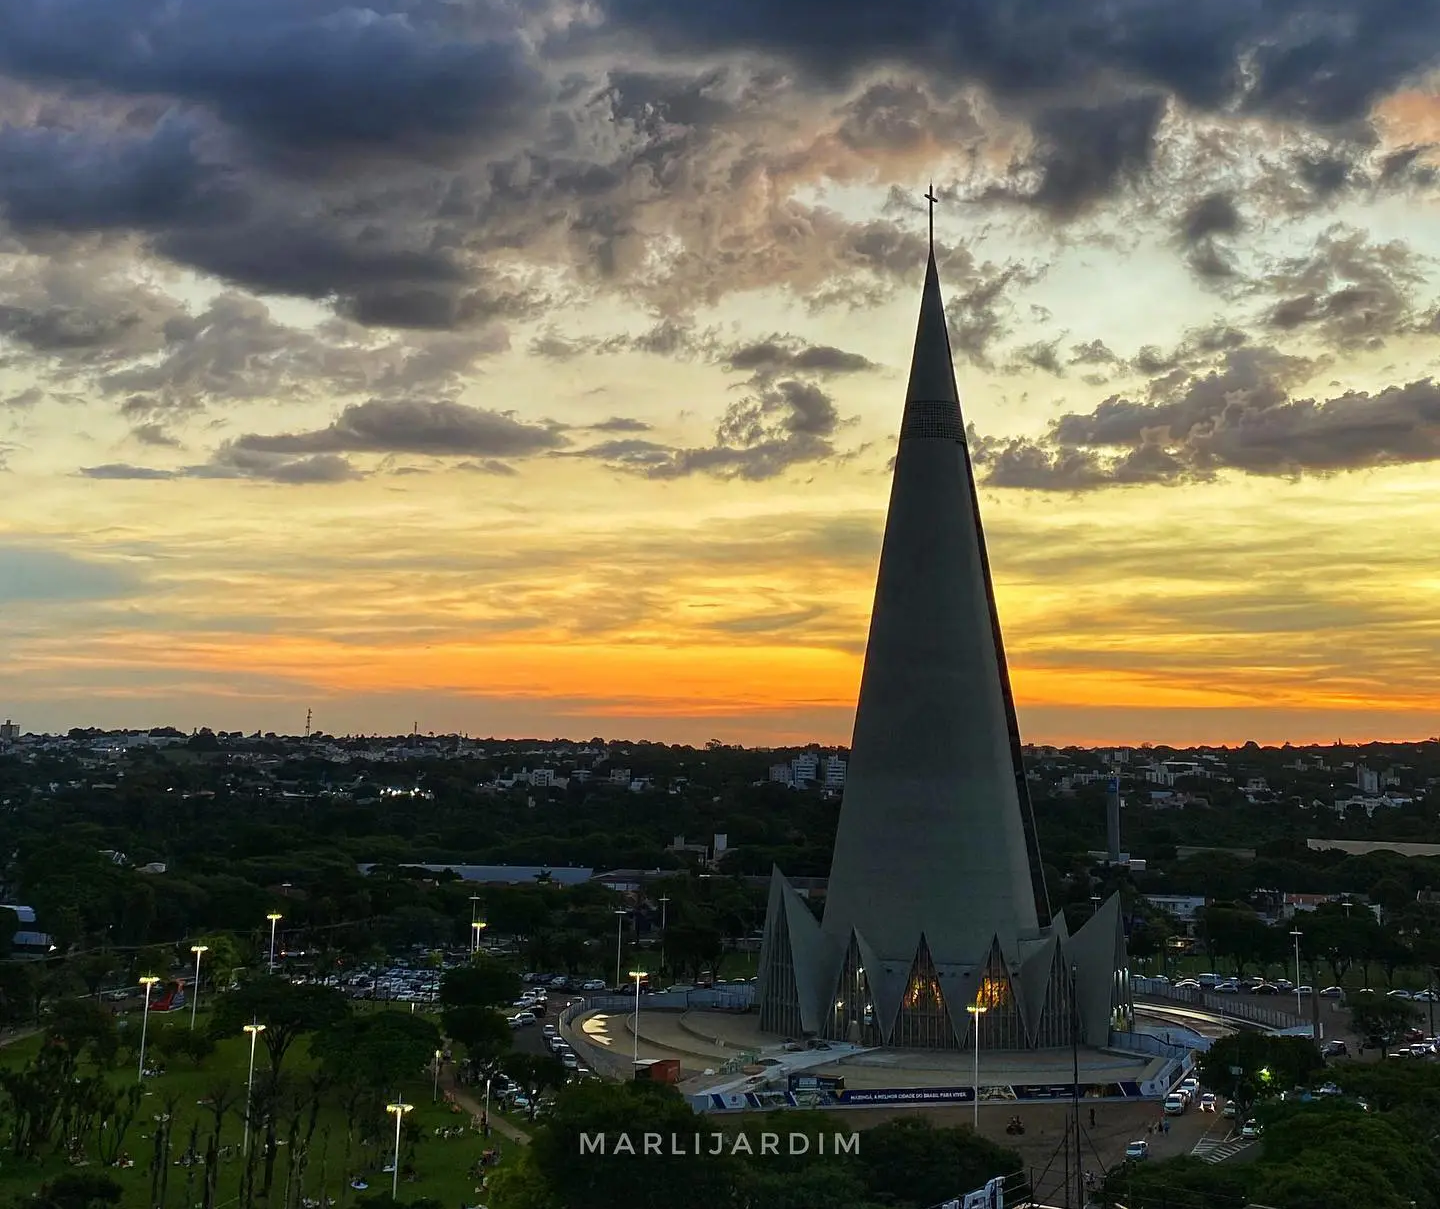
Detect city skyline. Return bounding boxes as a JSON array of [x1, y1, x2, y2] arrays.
[[4, 5, 1440, 746]]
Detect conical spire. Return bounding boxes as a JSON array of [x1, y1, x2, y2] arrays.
[[819, 249, 1042, 970], [899, 253, 965, 440]]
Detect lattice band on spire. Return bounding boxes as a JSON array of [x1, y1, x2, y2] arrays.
[[900, 398, 964, 441]]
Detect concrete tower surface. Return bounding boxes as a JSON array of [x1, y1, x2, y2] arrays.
[[757, 234, 1129, 1052]]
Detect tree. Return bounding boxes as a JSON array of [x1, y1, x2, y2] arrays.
[[1349, 992, 1419, 1052], [1196, 1034, 1324, 1110], [1198, 904, 1274, 975], [502, 1052, 568, 1116], [311, 1010, 441, 1092], [517, 1081, 735, 1209], [30, 1173, 123, 1209], [208, 976, 349, 1079], [1099, 1155, 1247, 1209], [854, 1117, 1022, 1208], [44, 999, 120, 1068], [440, 959, 521, 1009], [441, 1005, 512, 1066]]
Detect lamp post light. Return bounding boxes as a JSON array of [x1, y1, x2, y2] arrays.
[[242, 1021, 267, 1156], [1290, 929, 1304, 1020], [471, 920, 486, 956], [658, 895, 671, 975], [484, 1075, 492, 1126], [469, 896, 482, 953], [613, 910, 628, 990], [137, 975, 161, 1082], [966, 1001, 989, 1130], [266, 913, 283, 972], [630, 970, 646, 1067], [189, 944, 209, 1031], [386, 1101, 413, 1199], [432, 1048, 443, 1102]]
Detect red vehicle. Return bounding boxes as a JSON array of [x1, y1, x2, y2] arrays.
[[150, 979, 188, 1012]]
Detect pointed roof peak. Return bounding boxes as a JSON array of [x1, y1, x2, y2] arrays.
[[901, 231, 962, 434]]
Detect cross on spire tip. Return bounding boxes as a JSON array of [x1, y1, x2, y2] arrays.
[[923, 182, 939, 254]]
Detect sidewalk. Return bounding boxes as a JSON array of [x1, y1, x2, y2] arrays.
[[439, 1073, 531, 1147]]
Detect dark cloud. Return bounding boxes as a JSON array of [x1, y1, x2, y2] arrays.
[[1179, 192, 1241, 245], [722, 337, 875, 376], [1006, 338, 1065, 376], [456, 458, 520, 476], [832, 80, 981, 152], [188, 446, 363, 484], [974, 342, 1440, 490], [131, 423, 181, 448], [598, 0, 1440, 129], [1069, 339, 1120, 366], [78, 462, 177, 481], [989, 95, 1167, 219], [947, 263, 1045, 368], [0, 115, 237, 234], [581, 377, 843, 480], [0, 2, 544, 155], [1258, 224, 1423, 349], [586, 416, 652, 433], [233, 399, 568, 459]]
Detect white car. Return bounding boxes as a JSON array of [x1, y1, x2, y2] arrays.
[[1240, 1119, 1262, 1140], [1125, 1140, 1149, 1161], [509, 1010, 536, 1027], [1163, 1093, 1187, 1115], [1199, 1093, 1218, 1112]]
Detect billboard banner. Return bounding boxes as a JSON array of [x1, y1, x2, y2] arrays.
[[837, 1086, 975, 1106], [962, 1177, 1004, 1209]]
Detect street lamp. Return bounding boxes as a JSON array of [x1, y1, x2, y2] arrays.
[[386, 1101, 413, 1199], [433, 1048, 443, 1102], [1290, 929, 1304, 1020], [471, 920, 487, 955], [630, 970, 646, 1066], [137, 975, 160, 1082], [613, 909, 628, 990], [469, 896, 482, 953], [658, 895, 671, 975], [266, 913, 283, 972], [242, 1021, 267, 1156], [484, 1074, 492, 1127], [189, 945, 209, 1031], [966, 1001, 989, 1130]]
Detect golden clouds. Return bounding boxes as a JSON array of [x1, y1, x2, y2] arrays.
[[4, 455, 1440, 743]]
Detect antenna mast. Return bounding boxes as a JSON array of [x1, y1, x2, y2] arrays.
[[304, 708, 312, 740]]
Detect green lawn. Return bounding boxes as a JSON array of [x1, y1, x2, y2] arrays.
[[0, 1006, 514, 1207]]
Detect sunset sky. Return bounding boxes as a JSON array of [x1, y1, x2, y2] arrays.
[[3, 1, 1440, 746]]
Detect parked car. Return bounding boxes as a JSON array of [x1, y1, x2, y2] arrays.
[[1163, 1093, 1187, 1116], [1387, 989, 1414, 1000], [509, 1010, 537, 1027], [1253, 983, 1279, 995], [1321, 1040, 1349, 1057], [1222, 1102, 1237, 1118], [1125, 1140, 1150, 1161], [1240, 1120, 1263, 1140], [1319, 986, 1345, 999]]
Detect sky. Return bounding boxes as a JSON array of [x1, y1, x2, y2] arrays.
[[2, 1, 1440, 747]]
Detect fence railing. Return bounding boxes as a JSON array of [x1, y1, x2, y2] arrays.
[[1133, 977, 1302, 1029]]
